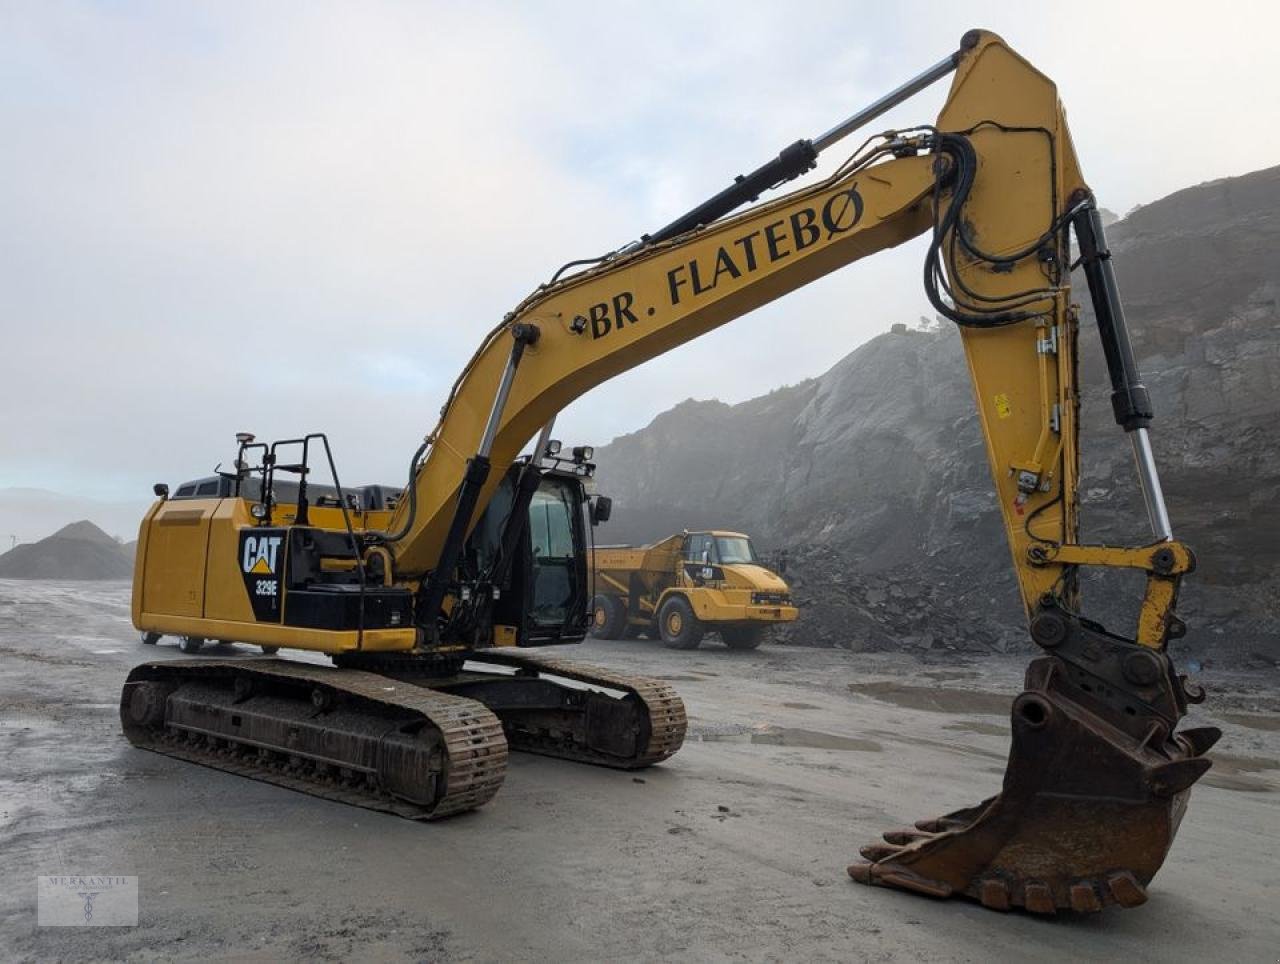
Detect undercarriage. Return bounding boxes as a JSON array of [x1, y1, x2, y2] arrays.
[[120, 650, 687, 819]]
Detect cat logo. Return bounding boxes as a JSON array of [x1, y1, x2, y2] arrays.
[[242, 534, 283, 575], [238, 528, 286, 622]]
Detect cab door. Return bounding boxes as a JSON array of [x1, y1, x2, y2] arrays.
[[525, 479, 587, 638]]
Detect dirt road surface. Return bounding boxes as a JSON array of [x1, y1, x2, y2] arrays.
[[3, 580, 1277, 961]]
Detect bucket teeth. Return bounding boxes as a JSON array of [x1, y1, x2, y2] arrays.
[[979, 879, 1011, 911], [846, 861, 873, 885], [859, 843, 901, 862], [914, 797, 994, 833], [1149, 757, 1212, 796], [1177, 725, 1222, 757], [877, 869, 953, 899], [1069, 882, 1103, 913], [1105, 871, 1148, 908], [846, 861, 954, 899], [1023, 882, 1056, 915]]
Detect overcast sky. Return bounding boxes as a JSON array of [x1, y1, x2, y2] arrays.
[[2, 0, 1277, 536]]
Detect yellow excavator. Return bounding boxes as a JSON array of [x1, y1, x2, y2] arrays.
[[121, 29, 1219, 915]]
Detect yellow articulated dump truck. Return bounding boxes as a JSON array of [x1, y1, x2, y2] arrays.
[[589, 530, 797, 650]]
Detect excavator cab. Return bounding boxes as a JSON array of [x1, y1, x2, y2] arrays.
[[462, 457, 594, 646]]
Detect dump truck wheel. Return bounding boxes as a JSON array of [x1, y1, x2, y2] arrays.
[[590, 595, 626, 639], [658, 597, 703, 650], [140, 632, 161, 645], [260, 645, 280, 655], [721, 625, 766, 650]]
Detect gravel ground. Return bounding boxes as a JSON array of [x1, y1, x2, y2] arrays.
[[2, 579, 1277, 962]]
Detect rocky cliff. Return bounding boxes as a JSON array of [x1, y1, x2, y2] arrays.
[[594, 165, 1280, 666]]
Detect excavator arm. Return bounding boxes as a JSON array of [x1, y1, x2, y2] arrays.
[[386, 32, 1181, 648], [376, 29, 1217, 913]]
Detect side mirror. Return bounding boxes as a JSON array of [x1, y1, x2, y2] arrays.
[[153, 483, 169, 500], [776, 550, 788, 575], [590, 495, 612, 526]]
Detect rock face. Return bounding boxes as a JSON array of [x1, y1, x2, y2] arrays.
[[0, 520, 134, 580], [594, 165, 1280, 666]]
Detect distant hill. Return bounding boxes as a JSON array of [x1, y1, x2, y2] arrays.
[[0, 519, 134, 580]]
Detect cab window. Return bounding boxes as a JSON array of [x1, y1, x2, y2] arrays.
[[684, 534, 713, 563], [529, 488, 575, 559], [715, 536, 756, 564]]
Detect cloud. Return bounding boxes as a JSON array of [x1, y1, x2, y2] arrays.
[[2, 1, 1277, 527]]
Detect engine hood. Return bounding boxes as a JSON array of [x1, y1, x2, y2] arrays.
[[720, 564, 790, 591]]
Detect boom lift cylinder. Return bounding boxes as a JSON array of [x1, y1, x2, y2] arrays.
[[417, 322, 540, 639]]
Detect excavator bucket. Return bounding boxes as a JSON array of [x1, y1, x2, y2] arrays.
[[849, 652, 1220, 914]]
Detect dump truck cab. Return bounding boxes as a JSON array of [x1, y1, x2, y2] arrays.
[[590, 529, 798, 651]]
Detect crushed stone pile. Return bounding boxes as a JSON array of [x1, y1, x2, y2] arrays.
[[0, 520, 134, 580]]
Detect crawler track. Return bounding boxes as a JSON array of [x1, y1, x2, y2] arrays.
[[120, 659, 507, 819], [468, 650, 687, 768]]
